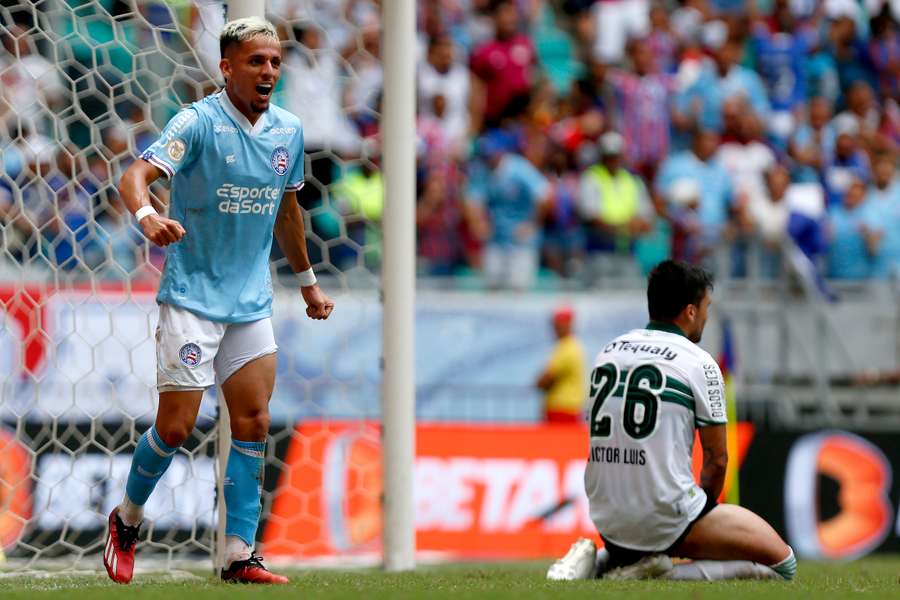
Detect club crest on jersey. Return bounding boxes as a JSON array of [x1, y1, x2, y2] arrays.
[[179, 343, 201, 367], [270, 146, 289, 175], [168, 139, 186, 162]]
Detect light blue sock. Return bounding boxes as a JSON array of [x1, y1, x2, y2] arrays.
[[124, 426, 177, 506], [224, 438, 266, 546], [770, 547, 797, 581]]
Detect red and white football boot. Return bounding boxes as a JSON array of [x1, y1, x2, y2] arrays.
[[221, 552, 289, 584], [103, 507, 140, 584]]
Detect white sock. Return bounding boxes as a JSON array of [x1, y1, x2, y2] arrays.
[[118, 496, 144, 527], [666, 560, 780, 581], [225, 535, 252, 568], [770, 547, 797, 580]]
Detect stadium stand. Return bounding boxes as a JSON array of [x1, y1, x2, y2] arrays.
[[2, 0, 900, 289]]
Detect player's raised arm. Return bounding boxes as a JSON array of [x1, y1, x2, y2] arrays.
[[274, 190, 334, 320], [118, 159, 186, 247]]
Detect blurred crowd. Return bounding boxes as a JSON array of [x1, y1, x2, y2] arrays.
[[3, 0, 900, 288]]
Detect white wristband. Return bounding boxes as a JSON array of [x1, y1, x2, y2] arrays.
[[298, 268, 317, 287], [134, 206, 158, 222]]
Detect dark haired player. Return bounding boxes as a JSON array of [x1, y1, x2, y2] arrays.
[[103, 17, 333, 585], [549, 260, 795, 582]]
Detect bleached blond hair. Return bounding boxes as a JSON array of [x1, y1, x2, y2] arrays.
[[219, 17, 279, 58]]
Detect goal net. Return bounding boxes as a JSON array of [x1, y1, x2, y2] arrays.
[[0, 0, 383, 571]]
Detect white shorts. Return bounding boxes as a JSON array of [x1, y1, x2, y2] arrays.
[[156, 303, 278, 392]]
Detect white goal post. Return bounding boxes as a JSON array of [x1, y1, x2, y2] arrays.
[[379, 0, 416, 573]]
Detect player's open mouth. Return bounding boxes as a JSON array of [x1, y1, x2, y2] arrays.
[[255, 84, 273, 99]]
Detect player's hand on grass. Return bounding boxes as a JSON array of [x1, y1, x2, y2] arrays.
[[140, 213, 185, 246], [301, 284, 334, 320]]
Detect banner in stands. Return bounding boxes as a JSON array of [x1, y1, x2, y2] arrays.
[[0, 285, 648, 423]]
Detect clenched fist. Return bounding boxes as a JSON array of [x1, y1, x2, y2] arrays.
[[301, 284, 334, 320], [140, 213, 186, 246]]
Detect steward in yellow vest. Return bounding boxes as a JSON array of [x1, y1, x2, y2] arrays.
[[335, 163, 383, 267], [578, 132, 652, 253]]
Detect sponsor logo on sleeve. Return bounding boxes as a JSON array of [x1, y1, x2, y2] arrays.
[[167, 139, 186, 162], [271, 146, 289, 176], [179, 343, 202, 367], [162, 110, 197, 144], [702, 363, 724, 419]]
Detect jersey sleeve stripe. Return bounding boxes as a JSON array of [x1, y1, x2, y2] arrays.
[[663, 387, 694, 403], [660, 391, 695, 412], [143, 153, 174, 179], [666, 377, 693, 396], [694, 416, 726, 426], [285, 181, 305, 191]]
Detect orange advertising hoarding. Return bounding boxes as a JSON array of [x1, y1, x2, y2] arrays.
[[0, 428, 32, 548], [262, 422, 754, 559]]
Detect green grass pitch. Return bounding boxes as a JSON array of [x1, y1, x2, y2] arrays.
[[0, 558, 897, 599]]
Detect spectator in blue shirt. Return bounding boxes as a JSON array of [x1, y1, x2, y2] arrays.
[[823, 114, 871, 207], [751, 1, 816, 140], [790, 97, 836, 183], [864, 154, 900, 278], [656, 129, 734, 247], [828, 177, 881, 279], [467, 130, 551, 290], [675, 25, 771, 134], [826, 14, 878, 101], [541, 143, 585, 278]]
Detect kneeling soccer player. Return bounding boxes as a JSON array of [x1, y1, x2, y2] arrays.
[[548, 260, 795, 582], [102, 17, 334, 584]]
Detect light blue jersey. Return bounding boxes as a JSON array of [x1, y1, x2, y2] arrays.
[[141, 91, 304, 322], [655, 151, 733, 242], [468, 153, 549, 248]]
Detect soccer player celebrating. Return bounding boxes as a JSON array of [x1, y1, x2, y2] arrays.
[[548, 260, 796, 582], [103, 17, 333, 585]]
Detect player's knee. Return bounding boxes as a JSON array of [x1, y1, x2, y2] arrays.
[[155, 422, 192, 448], [747, 526, 792, 568], [232, 409, 270, 441]]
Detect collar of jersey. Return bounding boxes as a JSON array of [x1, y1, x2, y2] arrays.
[[218, 90, 267, 137], [645, 321, 687, 338]]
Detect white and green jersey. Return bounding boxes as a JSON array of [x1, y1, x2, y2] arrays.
[[584, 322, 727, 551]]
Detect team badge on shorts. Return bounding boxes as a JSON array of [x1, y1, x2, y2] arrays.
[[270, 146, 289, 175], [179, 343, 202, 367]]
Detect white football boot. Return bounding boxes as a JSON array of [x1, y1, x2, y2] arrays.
[[605, 554, 673, 580], [546, 538, 598, 581]]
